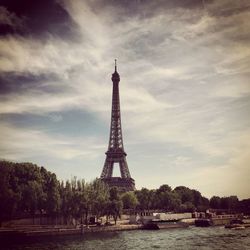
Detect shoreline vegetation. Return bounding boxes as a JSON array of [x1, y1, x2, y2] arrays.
[[1, 160, 249, 235]]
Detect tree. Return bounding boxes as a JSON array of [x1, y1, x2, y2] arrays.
[[168, 192, 181, 211], [210, 196, 221, 209], [21, 180, 45, 222], [0, 162, 19, 225], [174, 186, 193, 204], [121, 192, 138, 210], [0, 160, 244, 226], [155, 186, 181, 211], [180, 202, 195, 212], [91, 179, 110, 221], [192, 190, 202, 207], [63, 181, 73, 224], [155, 189, 172, 211], [75, 179, 87, 224], [237, 199, 250, 214], [220, 196, 239, 211], [106, 187, 123, 225], [198, 196, 209, 211], [105, 200, 123, 225], [157, 184, 172, 193], [135, 188, 154, 212], [44, 173, 61, 221]]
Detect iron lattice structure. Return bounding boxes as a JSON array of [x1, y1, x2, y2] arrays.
[[100, 61, 135, 191]]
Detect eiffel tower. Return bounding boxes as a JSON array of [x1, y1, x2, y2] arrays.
[[100, 60, 135, 191]]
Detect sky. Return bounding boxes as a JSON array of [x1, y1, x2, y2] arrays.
[[0, 0, 250, 199]]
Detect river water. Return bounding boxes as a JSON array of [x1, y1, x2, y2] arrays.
[[1, 227, 250, 250]]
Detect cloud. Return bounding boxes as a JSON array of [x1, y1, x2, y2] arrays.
[[205, 0, 250, 17], [48, 113, 63, 122], [0, 6, 25, 31], [0, 0, 250, 198], [0, 121, 105, 164], [0, 35, 85, 75]]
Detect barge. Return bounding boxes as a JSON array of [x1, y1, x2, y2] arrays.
[[143, 219, 189, 230]]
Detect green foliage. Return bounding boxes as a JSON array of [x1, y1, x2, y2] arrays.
[[155, 185, 181, 211], [179, 202, 195, 213], [121, 191, 138, 210], [0, 163, 19, 225], [210, 196, 221, 209], [0, 161, 47, 223], [109, 186, 120, 201], [211, 195, 239, 210], [135, 188, 155, 211], [59, 178, 110, 224], [90, 179, 110, 219], [106, 187, 123, 224], [40, 170, 61, 215], [157, 184, 172, 193], [134, 184, 210, 212], [237, 199, 250, 214], [174, 186, 194, 204], [0, 160, 244, 226]]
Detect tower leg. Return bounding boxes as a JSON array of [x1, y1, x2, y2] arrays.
[[101, 158, 114, 178], [119, 158, 131, 179]]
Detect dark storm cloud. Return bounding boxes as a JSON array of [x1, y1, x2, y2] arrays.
[[85, 0, 214, 23], [94, 0, 208, 12], [0, 72, 71, 95], [0, 0, 79, 40], [0, 6, 26, 35], [208, 2, 250, 17]]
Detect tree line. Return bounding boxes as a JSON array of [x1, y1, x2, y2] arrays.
[[0, 161, 249, 225]]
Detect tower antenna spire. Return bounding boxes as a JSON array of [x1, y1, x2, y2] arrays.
[[115, 59, 117, 72]]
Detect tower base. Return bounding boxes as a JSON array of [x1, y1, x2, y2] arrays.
[[100, 177, 135, 192]]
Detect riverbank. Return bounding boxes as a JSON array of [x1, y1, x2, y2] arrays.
[[1, 217, 247, 240], [0, 224, 143, 240]]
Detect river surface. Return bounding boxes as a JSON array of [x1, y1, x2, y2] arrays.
[[1, 227, 250, 250]]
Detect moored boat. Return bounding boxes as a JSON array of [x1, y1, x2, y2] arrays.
[[225, 219, 250, 229], [195, 219, 213, 227], [232, 226, 245, 230], [142, 219, 189, 230]]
